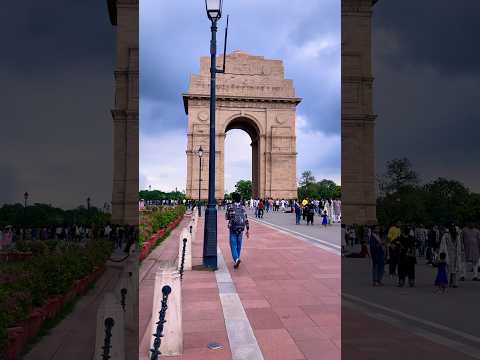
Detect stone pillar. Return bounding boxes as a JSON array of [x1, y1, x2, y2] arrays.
[[341, 0, 378, 224], [109, 0, 139, 225], [251, 139, 259, 198]]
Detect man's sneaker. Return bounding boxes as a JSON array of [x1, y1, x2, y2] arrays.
[[234, 259, 241, 269]]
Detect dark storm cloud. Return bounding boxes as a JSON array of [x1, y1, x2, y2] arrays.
[[373, 1, 480, 75], [0, 1, 115, 208], [373, 0, 480, 191], [1, 1, 114, 70]]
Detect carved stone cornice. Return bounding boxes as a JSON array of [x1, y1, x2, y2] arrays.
[[182, 94, 301, 114]]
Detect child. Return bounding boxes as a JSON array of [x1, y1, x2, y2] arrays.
[[435, 252, 448, 293], [321, 210, 328, 228]]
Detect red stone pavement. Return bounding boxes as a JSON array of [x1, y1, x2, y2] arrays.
[[219, 217, 341, 360], [139, 212, 341, 359], [342, 306, 478, 360]]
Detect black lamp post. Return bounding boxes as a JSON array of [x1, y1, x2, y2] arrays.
[[87, 197, 91, 224], [23, 192, 28, 240], [203, 0, 228, 270], [197, 146, 204, 217]]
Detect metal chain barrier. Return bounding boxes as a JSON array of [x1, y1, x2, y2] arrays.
[[150, 285, 172, 360], [120, 288, 127, 312], [179, 238, 187, 280], [101, 317, 115, 360], [108, 252, 130, 263]]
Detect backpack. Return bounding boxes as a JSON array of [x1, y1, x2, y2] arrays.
[[229, 204, 246, 233]]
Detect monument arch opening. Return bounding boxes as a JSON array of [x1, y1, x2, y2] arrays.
[[224, 116, 261, 198], [183, 51, 301, 201]]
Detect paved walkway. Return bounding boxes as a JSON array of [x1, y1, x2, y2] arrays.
[[247, 209, 341, 250], [342, 256, 480, 359], [147, 212, 340, 359], [342, 305, 479, 360], [23, 247, 137, 360]]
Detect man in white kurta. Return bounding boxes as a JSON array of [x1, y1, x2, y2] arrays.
[[439, 228, 465, 287], [461, 224, 480, 280]]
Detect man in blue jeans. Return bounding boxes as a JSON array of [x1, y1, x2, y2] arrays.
[[226, 192, 250, 268], [294, 200, 302, 225]]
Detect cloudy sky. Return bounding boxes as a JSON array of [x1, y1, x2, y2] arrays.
[[0, 1, 115, 208], [373, 1, 480, 191], [140, 0, 340, 193]]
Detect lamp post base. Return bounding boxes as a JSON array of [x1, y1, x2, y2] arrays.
[[202, 205, 218, 270]]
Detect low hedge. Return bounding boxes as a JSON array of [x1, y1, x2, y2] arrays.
[[0, 239, 113, 358], [139, 205, 186, 247]]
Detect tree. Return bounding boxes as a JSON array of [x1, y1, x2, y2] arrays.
[[297, 171, 341, 200], [315, 179, 341, 199], [423, 178, 470, 225], [234, 180, 252, 201], [380, 158, 419, 194], [299, 170, 316, 187]]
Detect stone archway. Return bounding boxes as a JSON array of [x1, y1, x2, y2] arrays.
[[224, 116, 261, 198], [183, 51, 301, 201]]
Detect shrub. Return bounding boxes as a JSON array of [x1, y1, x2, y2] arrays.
[[0, 238, 113, 358], [138, 205, 186, 246]]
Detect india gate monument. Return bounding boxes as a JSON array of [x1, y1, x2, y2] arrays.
[[183, 51, 301, 201]]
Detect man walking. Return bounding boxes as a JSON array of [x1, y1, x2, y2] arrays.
[[294, 201, 302, 225], [226, 192, 250, 269]]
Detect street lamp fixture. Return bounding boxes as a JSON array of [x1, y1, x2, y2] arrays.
[[205, 0, 222, 21], [202, 0, 229, 270], [197, 146, 204, 217]]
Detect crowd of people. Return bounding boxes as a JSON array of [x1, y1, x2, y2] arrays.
[[139, 198, 185, 209], [342, 223, 480, 290], [219, 197, 341, 226], [0, 223, 137, 252]]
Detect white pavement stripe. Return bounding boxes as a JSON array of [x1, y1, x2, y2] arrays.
[[343, 299, 480, 359], [343, 293, 480, 345], [215, 247, 264, 360], [250, 218, 341, 255]]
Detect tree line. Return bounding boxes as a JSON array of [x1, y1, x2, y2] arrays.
[[377, 158, 480, 226], [223, 171, 341, 201], [138, 189, 186, 201], [0, 203, 111, 227]]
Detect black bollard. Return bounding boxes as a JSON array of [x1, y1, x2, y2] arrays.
[[120, 288, 127, 312], [150, 285, 172, 360], [179, 238, 187, 280], [101, 317, 115, 360]]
